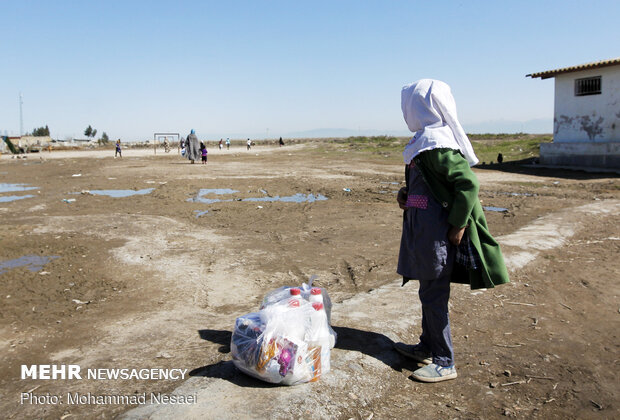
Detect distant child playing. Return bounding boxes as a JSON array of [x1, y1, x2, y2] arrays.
[[115, 139, 122, 158], [200, 141, 208, 164], [394, 79, 509, 382]]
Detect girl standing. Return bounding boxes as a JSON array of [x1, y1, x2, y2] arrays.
[[394, 79, 509, 382], [200, 141, 208, 165]]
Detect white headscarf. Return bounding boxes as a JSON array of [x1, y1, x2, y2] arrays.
[[401, 79, 478, 166]]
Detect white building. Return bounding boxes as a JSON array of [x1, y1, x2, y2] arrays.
[[527, 57, 620, 169]]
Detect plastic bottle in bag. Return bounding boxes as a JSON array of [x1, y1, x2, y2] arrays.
[[309, 287, 323, 304], [289, 287, 303, 304], [309, 291, 336, 349], [309, 302, 331, 373]]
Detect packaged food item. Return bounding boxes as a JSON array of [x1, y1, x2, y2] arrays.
[[231, 279, 337, 385], [230, 312, 264, 370]]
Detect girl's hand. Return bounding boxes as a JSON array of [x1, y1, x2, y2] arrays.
[[448, 226, 466, 246], [397, 187, 408, 210]]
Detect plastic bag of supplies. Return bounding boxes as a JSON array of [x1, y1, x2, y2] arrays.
[[231, 280, 336, 385]]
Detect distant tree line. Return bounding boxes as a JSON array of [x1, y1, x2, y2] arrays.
[[84, 125, 97, 139], [31, 125, 50, 136], [22, 124, 110, 145], [85, 125, 110, 145]]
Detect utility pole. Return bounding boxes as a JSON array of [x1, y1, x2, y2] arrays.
[[19, 92, 24, 136]]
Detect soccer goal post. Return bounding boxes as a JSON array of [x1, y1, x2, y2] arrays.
[[153, 133, 180, 155]]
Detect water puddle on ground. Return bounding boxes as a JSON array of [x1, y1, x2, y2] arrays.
[[88, 188, 155, 198], [499, 192, 537, 197], [243, 193, 328, 203], [188, 189, 239, 204], [191, 197, 233, 204], [0, 194, 35, 203], [194, 210, 210, 218], [483, 206, 509, 213], [0, 183, 38, 202], [200, 188, 239, 195], [378, 181, 400, 195], [188, 189, 328, 204], [0, 183, 38, 193], [0, 255, 60, 275]]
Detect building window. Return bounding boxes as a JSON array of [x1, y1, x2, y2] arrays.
[[574, 76, 601, 96]]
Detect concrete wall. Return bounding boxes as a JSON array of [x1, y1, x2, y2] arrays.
[[17, 136, 52, 147], [553, 66, 620, 142], [540, 141, 620, 169]]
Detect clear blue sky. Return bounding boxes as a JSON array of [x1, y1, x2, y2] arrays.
[[1, 1, 619, 140]]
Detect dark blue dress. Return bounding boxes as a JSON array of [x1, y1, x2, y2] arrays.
[[397, 164, 455, 281]]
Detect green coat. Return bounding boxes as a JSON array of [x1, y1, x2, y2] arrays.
[[412, 148, 510, 290]]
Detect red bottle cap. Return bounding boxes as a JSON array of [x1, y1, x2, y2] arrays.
[[312, 302, 324, 311], [311, 288, 322, 295], [290, 288, 301, 295], [289, 300, 300, 307]]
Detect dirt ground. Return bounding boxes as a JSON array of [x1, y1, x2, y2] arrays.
[[1, 142, 618, 419]]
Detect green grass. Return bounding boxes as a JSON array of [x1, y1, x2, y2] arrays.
[[468, 132, 533, 140], [339, 136, 406, 154], [471, 136, 552, 164], [317, 134, 552, 164]]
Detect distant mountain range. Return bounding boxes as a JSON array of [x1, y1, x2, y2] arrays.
[[3, 118, 551, 142], [282, 128, 409, 139], [282, 118, 552, 139], [463, 118, 552, 135]]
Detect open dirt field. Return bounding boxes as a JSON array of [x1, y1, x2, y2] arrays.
[[1, 142, 619, 419]]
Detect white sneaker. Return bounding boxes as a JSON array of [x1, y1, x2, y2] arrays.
[[411, 363, 457, 383]]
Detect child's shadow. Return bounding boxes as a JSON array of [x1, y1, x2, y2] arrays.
[[189, 329, 277, 388], [190, 326, 410, 387], [332, 326, 408, 373]]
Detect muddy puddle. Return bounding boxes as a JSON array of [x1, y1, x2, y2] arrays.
[[0, 183, 38, 202], [243, 193, 328, 203], [194, 210, 210, 218], [88, 188, 155, 198], [499, 192, 537, 197], [196, 188, 239, 195], [483, 206, 509, 212], [189, 189, 328, 204], [0, 255, 59, 275], [0, 194, 35, 203], [0, 183, 38, 193]]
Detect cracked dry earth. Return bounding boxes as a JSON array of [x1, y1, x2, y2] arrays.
[[0, 143, 618, 419]]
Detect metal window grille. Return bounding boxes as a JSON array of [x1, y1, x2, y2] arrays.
[[574, 76, 601, 96]]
